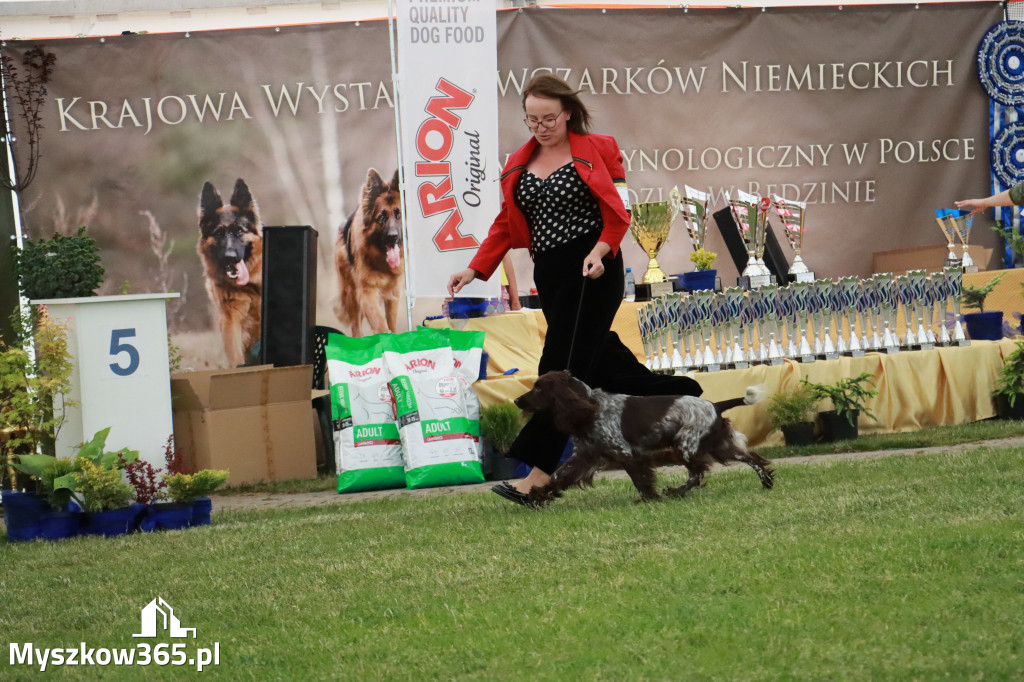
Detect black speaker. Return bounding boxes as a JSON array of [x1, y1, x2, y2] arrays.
[[261, 225, 318, 367], [712, 207, 791, 283]]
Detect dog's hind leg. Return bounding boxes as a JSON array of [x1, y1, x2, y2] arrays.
[[743, 455, 775, 490], [622, 460, 661, 503], [527, 451, 599, 507], [663, 465, 705, 498]]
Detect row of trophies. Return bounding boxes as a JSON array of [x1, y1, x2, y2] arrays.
[[628, 186, 979, 294], [638, 268, 970, 373]]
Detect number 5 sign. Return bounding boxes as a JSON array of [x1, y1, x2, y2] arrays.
[[33, 294, 180, 471]]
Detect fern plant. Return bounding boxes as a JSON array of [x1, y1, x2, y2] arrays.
[[960, 272, 1005, 313], [803, 372, 878, 427], [994, 340, 1024, 408]]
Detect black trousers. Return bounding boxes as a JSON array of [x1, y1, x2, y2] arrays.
[[506, 238, 703, 475]]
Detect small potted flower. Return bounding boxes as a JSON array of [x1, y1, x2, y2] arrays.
[[766, 383, 819, 447], [682, 248, 718, 292], [9, 454, 81, 541], [163, 469, 230, 526], [960, 272, 1005, 341]]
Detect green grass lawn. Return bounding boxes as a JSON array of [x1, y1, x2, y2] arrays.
[[2, 446, 1022, 680]]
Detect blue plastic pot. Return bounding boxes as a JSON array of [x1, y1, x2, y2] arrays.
[[190, 497, 213, 527], [82, 507, 138, 537], [39, 510, 81, 540], [149, 503, 193, 531], [963, 311, 1003, 341], [681, 269, 717, 292], [2, 490, 49, 542]]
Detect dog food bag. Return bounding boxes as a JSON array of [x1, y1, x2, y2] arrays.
[[421, 327, 487, 460], [326, 333, 406, 493], [381, 329, 484, 489]]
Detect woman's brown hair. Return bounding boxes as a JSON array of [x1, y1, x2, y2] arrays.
[[522, 74, 591, 136]]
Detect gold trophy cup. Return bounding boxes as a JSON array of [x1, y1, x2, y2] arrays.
[[629, 188, 680, 298]]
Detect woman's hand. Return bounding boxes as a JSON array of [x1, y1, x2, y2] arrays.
[[582, 243, 611, 279], [448, 268, 477, 296]]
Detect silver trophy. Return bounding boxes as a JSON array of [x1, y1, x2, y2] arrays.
[[935, 210, 961, 268], [907, 269, 934, 350], [943, 266, 970, 345], [896, 275, 917, 349], [723, 287, 748, 369], [692, 289, 720, 371], [770, 194, 815, 282], [679, 185, 711, 254], [814, 280, 839, 360], [873, 273, 900, 353], [952, 212, 978, 273], [759, 284, 785, 365], [790, 281, 816, 362], [727, 190, 772, 288], [837, 276, 865, 357]]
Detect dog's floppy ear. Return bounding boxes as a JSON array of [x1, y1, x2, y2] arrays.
[[199, 181, 222, 234], [550, 372, 598, 434]]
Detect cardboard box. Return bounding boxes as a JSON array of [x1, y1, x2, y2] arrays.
[[171, 365, 317, 485]]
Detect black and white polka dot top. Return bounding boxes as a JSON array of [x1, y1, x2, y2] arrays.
[[515, 162, 603, 255]]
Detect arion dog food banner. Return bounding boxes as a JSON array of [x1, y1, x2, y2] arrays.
[[3, 3, 1002, 370]]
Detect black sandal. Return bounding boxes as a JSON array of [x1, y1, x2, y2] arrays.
[[491, 482, 532, 506]]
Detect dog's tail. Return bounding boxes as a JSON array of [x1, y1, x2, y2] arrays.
[[712, 385, 766, 415]]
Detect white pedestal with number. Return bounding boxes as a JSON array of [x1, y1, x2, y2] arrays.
[[33, 294, 179, 470]]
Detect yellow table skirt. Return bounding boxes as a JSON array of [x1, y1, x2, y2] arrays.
[[473, 340, 1015, 448]]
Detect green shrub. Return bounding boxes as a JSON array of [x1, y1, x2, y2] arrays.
[[165, 470, 230, 502], [74, 458, 134, 512], [15, 226, 104, 300], [766, 384, 819, 430], [994, 339, 1024, 408], [479, 402, 524, 454], [960, 272, 1005, 313]]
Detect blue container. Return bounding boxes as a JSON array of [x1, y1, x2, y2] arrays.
[[2, 490, 49, 542], [190, 497, 213, 527], [448, 298, 489, 319], [681, 269, 717, 292], [963, 311, 1003, 341], [148, 503, 193, 531], [39, 510, 81, 540], [82, 507, 138, 537]]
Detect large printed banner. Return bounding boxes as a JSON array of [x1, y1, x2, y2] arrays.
[[3, 3, 1003, 370], [396, 0, 501, 299]]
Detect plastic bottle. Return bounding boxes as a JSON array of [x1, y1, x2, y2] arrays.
[[624, 267, 636, 301]]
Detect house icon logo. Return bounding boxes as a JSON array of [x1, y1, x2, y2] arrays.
[[133, 597, 196, 639]]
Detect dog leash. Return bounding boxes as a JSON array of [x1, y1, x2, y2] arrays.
[[565, 276, 588, 371]]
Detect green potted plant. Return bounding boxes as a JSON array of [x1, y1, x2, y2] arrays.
[[803, 372, 878, 442], [479, 402, 524, 481], [960, 272, 1005, 341], [682, 248, 718, 292], [0, 311, 76, 541], [164, 469, 229, 527], [766, 383, 819, 446], [14, 226, 105, 301], [75, 458, 136, 537], [993, 339, 1024, 419]]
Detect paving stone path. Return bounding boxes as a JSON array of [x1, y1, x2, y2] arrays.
[[209, 436, 1024, 514]]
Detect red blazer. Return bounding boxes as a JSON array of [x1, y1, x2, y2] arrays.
[[467, 131, 630, 280]]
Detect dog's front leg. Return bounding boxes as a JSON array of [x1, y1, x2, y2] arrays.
[[362, 290, 391, 334], [623, 460, 661, 503], [527, 451, 597, 507]]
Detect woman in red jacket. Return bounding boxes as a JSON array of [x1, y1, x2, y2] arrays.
[[448, 75, 700, 505]]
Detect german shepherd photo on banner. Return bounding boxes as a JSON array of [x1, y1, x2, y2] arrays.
[[197, 178, 263, 367], [334, 168, 404, 336]]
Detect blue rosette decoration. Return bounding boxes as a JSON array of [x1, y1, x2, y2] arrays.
[[977, 22, 1024, 106], [990, 121, 1024, 190]]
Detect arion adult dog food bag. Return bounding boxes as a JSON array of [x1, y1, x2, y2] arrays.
[[325, 333, 405, 493], [381, 329, 484, 489]]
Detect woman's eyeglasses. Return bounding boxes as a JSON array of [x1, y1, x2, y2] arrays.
[[524, 111, 563, 130]]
